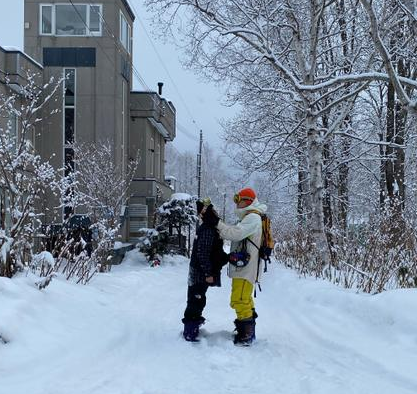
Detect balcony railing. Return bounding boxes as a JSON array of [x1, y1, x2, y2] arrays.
[[130, 92, 176, 141]]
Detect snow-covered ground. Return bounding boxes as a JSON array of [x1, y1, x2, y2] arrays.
[[1, 250, 416, 394]]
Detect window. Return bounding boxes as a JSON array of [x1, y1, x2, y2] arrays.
[[150, 137, 154, 176], [64, 68, 76, 145], [43, 47, 96, 67], [156, 143, 160, 179], [64, 148, 75, 177], [65, 108, 75, 144], [41, 5, 53, 34], [128, 25, 132, 53], [64, 68, 75, 105], [63, 68, 76, 219], [89, 5, 101, 33], [40, 4, 102, 36], [56, 4, 87, 35], [122, 80, 127, 176], [120, 12, 131, 53]]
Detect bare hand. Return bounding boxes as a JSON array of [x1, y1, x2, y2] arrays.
[[205, 276, 214, 284]]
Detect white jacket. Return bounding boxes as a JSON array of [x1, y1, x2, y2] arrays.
[[217, 198, 267, 284]]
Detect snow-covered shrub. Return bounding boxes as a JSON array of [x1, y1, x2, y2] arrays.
[[46, 218, 96, 284], [136, 227, 169, 264], [70, 142, 138, 272], [49, 142, 138, 283], [31, 251, 55, 277], [276, 214, 417, 294], [156, 193, 197, 255]]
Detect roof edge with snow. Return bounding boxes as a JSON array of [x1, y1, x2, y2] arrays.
[[0, 46, 44, 70]]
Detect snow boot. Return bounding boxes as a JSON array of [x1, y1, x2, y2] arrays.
[[182, 319, 200, 342], [233, 318, 256, 346]]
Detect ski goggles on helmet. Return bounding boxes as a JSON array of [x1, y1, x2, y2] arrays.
[[199, 197, 211, 206], [233, 194, 254, 204]]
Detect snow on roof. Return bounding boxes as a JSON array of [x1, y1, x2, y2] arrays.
[[0, 46, 43, 69], [2, 46, 21, 51]]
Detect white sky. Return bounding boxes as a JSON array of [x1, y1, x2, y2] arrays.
[[0, 0, 235, 153]]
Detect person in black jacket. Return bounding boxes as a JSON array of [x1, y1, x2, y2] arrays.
[[182, 199, 226, 342]]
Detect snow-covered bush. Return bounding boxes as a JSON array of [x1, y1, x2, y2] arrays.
[[0, 73, 61, 278], [48, 141, 139, 283], [29, 251, 56, 290], [71, 142, 138, 270], [31, 251, 55, 276], [136, 227, 169, 264], [156, 193, 197, 255], [276, 213, 417, 294]]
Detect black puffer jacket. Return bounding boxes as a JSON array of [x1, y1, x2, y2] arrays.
[[188, 222, 228, 287]]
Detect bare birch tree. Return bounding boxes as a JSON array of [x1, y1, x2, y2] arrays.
[[146, 0, 379, 263]]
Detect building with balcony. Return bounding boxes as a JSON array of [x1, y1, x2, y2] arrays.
[[15, 0, 176, 240]]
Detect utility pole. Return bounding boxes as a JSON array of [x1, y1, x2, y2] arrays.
[[196, 130, 203, 199], [223, 192, 226, 221]]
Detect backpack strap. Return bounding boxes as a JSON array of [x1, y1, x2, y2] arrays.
[[245, 210, 262, 217], [248, 237, 268, 273], [242, 210, 265, 294]]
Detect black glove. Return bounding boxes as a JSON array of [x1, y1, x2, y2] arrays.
[[222, 252, 230, 266], [202, 205, 220, 226]]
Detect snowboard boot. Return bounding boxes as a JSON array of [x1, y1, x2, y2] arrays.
[[233, 318, 256, 346], [182, 319, 200, 342]]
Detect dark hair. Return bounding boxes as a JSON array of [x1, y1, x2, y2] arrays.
[[196, 200, 205, 215], [201, 204, 219, 227]]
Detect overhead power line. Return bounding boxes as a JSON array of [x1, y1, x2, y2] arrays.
[[69, 0, 199, 141], [129, 1, 199, 128]]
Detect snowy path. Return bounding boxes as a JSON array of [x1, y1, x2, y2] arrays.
[[1, 251, 417, 394]]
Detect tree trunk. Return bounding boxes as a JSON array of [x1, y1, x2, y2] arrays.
[[379, 128, 386, 209], [338, 130, 350, 231], [393, 58, 407, 211], [321, 115, 333, 231], [385, 78, 406, 217], [297, 139, 311, 227], [336, 0, 352, 232], [385, 82, 396, 209], [307, 114, 331, 264]]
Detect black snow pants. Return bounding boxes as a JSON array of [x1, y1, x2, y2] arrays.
[[183, 283, 209, 322]]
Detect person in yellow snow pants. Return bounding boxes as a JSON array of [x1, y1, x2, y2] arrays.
[[230, 278, 255, 320], [217, 187, 267, 345]]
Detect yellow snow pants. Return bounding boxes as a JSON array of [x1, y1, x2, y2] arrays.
[[230, 278, 254, 320]]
